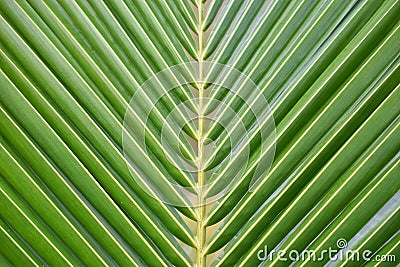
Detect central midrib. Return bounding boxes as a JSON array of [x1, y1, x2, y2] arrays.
[[196, 0, 206, 266]]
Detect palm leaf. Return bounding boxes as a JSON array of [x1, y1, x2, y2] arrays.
[[1, 0, 399, 266]]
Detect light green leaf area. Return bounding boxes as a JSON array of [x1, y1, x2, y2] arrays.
[[1, 0, 399, 266]]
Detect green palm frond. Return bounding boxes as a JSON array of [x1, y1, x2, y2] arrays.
[[1, 0, 399, 266]]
